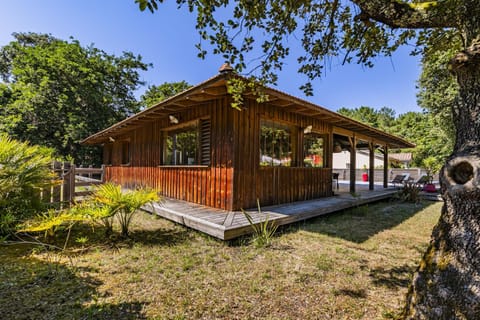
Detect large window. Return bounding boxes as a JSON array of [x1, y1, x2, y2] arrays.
[[162, 119, 210, 166], [260, 120, 292, 167], [303, 133, 325, 167]]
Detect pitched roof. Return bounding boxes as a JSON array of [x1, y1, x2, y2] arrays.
[[81, 72, 415, 149], [389, 153, 413, 162]]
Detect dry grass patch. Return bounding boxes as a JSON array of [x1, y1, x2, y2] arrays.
[[1, 200, 442, 319]]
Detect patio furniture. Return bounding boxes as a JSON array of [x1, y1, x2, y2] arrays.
[[390, 174, 407, 188], [332, 172, 339, 190]]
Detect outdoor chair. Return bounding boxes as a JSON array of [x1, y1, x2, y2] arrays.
[[390, 174, 407, 188]]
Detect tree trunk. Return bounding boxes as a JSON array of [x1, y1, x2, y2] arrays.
[[403, 40, 480, 319]]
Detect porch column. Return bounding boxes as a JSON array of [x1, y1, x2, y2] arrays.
[[349, 136, 356, 193], [369, 142, 375, 191], [383, 145, 389, 188]]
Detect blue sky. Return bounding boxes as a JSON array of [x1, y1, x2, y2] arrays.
[[0, 0, 422, 114]]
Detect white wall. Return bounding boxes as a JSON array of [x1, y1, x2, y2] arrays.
[[333, 150, 384, 169]]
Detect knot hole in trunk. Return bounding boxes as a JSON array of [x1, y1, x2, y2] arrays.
[[449, 161, 474, 185]]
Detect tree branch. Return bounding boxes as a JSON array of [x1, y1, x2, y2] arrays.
[[352, 0, 455, 29]]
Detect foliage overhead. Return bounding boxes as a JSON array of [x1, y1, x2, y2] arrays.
[[134, 0, 469, 96], [140, 81, 192, 108], [0, 32, 150, 165]]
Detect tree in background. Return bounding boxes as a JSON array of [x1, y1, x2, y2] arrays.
[[0, 33, 149, 165], [136, 1, 480, 317], [337, 106, 396, 132], [416, 32, 458, 163], [140, 81, 192, 108], [338, 107, 452, 168], [393, 112, 452, 168]]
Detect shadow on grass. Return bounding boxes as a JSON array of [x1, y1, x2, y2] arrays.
[[32, 220, 193, 252], [0, 246, 148, 320], [333, 288, 368, 299], [369, 264, 416, 289], [286, 200, 434, 243]]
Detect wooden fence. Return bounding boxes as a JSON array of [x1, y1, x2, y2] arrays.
[[41, 162, 104, 207]]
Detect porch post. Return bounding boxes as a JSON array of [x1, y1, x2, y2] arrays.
[[349, 136, 356, 193], [383, 145, 389, 188], [369, 142, 375, 191]]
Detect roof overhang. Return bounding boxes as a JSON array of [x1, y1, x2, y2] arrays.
[[81, 73, 415, 150]]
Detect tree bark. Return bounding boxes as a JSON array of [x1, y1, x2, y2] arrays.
[[403, 40, 480, 320]]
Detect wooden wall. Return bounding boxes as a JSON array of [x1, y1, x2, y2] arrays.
[[105, 166, 233, 209], [103, 95, 334, 211], [231, 99, 333, 209], [104, 97, 235, 210]]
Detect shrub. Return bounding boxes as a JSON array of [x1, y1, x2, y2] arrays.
[[0, 135, 56, 234], [397, 180, 421, 203], [90, 183, 160, 237]]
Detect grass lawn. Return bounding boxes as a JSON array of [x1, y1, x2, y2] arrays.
[[0, 200, 442, 320]]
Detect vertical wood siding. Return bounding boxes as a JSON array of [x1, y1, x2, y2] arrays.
[[104, 166, 233, 209], [232, 99, 333, 209], [105, 98, 235, 211]]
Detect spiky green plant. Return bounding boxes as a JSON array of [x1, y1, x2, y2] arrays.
[[242, 200, 278, 248], [92, 183, 160, 237], [0, 134, 56, 234]]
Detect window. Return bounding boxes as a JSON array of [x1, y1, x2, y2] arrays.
[[162, 119, 210, 166], [303, 133, 325, 167], [121, 141, 130, 165], [260, 119, 292, 167]]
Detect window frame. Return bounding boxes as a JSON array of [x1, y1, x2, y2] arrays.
[[159, 118, 210, 167], [303, 131, 327, 168], [259, 118, 296, 168]]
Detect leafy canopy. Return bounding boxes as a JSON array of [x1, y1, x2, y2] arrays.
[[135, 0, 467, 96], [140, 81, 192, 108], [0, 32, 150, 165]]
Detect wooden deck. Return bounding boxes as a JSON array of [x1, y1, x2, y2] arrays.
[[144, 183, 400, 240]]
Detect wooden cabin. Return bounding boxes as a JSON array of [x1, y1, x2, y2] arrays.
[[81, 66, 414, 211]]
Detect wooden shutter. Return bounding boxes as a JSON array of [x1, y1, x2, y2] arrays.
[[200, 119, 211, 165]]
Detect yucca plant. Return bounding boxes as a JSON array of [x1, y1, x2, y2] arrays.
[[92, 183, 159, 237], [242, 200, 278, 248], [0, 134, 56, 234]]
